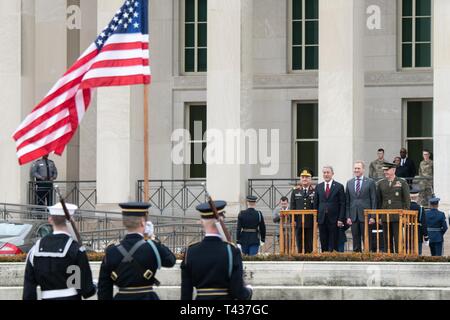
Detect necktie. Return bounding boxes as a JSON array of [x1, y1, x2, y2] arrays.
[[325, 183, 330, 198], [356, 178, 361, 195], [45, 159, 50, 181], [303, 189, 307, 197]]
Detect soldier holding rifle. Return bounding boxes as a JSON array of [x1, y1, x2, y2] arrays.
[[97, 202, 176, 300], [23, 202, 96, 300], [181, 199, 253, 300]]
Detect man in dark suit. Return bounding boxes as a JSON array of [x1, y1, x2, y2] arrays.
[[290, 168, 315, 253], [345, 161, 377, 252], [397, 148, 416, 185], [314, 166, 346, 252]]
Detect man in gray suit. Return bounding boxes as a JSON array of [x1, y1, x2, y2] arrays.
[[345, 161, 377, 252]]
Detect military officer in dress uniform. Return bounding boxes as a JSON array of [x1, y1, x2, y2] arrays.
[[376, 162, 410, 253], [236, 195, 266, 256], [425, 197, 448, 256], [181, 200, 252, 300], [290, 168, 315, 253], [23, 203, 96, 300], [97, 202, 176, 300], [409, 187, 428, 255]]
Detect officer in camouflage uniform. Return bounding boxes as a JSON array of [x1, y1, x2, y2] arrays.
[[369, 148, 386, 181], [376, 162, 410, 253], [418, 149, 433, 207]]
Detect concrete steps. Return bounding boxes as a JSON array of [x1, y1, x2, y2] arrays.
[[2, 261, 450, 300]]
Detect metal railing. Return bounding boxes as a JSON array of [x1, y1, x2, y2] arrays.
[[137, 180, 207, 215], [28, 181, 97, 210], [248, 178, 319, 212], [248, 176, 433, 213]]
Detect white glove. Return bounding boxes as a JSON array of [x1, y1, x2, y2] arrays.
[[260, 241, 265, 247], [236, 243, 242, 252], [144, 221, 154, 237], [245, 284, 253, 300]]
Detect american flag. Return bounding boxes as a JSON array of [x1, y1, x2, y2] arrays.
[[13, 0, 150, 165]]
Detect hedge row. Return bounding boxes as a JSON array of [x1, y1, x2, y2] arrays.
[[1, 252, 449, 263]]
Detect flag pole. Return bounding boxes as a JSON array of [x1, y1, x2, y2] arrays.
[[144, 84, 149, 203]]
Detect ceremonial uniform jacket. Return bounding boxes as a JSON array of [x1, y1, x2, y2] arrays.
[[425, 209, 448, 243], [181, 235, 252, 300], [376, 177, 410, 222], [236, 208, 266, 246], [290, 185, 315, 228], [23, 232, 96, 300], [98, 233, 176, 300]]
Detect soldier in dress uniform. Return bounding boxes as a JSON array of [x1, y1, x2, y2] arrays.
[[290, 168, 315, 253], [181, 200, 252, 300], [369, 148, 385, 181], [418, 149, 433, 206], [376, 162, 410, 253], [236, 196, 266, 256], [425, 197, 448, 256], [23, 203, 96, 300], [409, 187, 428, 255], [97, 202, 176, 300]]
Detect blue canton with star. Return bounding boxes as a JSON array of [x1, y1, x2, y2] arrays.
[[95, 0, 149, 50]]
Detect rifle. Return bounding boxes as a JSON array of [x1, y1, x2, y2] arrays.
[[203, 187, 232, 242], [54, 185, 82, 244]]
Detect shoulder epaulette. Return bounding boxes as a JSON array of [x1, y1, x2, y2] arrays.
[[225, 241, 236, 248], [188, 241, 201, 248]]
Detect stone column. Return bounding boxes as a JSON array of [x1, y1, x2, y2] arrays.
[[96, 0, 144, 210], [433, 0, 450, 208], [79, 0, 98, 181], [318, 0, 365, 183], [207, 0, 253, 215], [35, 0, 68, 180], [0, 1, 25, 203]]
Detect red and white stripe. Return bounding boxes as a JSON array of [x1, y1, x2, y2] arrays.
[[13, 33, 150, 165]]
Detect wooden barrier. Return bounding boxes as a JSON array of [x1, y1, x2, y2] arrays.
[[363, 209, 419, 255], [279, 210, 318, 255]]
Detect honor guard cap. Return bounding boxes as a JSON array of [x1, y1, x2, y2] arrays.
[[119, 202, 151, 217], [429, 197, 440, 205], [48, 203, 77, 216], [300, 168, 313, 177], [410, 186, 421, 194], [246, 195, 258, 202], [382, 162, 397, 170], [196, 201, 227, 219]]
